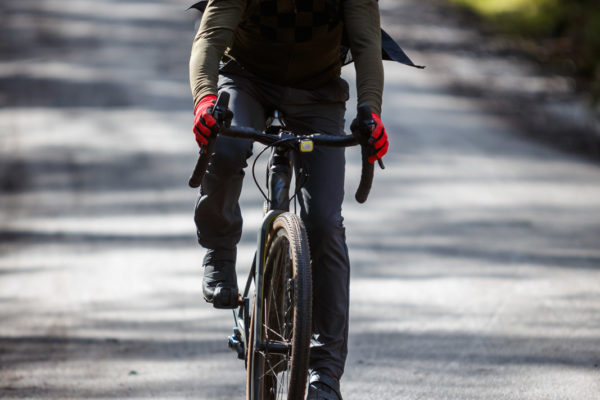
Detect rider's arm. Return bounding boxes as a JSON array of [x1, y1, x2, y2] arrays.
[[343, 0, 384, 115], [189, 0, 246, 107]]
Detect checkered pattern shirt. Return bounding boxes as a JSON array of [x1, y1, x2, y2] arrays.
[[228, 0, 344, 88], [247, 0, 339, 43]]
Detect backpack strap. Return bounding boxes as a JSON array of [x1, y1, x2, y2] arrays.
[[188, 0, 208, 12], [381, 28, 425, 69], [188, 0, 256, 20]]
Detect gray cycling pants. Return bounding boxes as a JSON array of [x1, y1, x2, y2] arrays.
[[194, 61, 351, 379]]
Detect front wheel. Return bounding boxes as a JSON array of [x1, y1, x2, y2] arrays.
[[246, 213, 312, 400]]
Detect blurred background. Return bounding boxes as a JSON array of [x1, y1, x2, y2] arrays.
[[452, 0, 600, 100], [1, 0, 599, 399]]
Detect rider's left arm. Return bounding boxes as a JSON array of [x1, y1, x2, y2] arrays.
[[343, 0, 384, 115], [189, 0, 246, 108]]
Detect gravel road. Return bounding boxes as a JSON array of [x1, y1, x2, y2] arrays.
[[1, 0, 599, 399]]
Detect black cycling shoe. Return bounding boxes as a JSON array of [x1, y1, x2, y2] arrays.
[[306, 371, 343, 400], [202, 249, 239, 309]]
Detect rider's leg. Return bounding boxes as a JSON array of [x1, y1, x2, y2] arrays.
[[280, 78, 350, 385], [194, 67, 265, 308]]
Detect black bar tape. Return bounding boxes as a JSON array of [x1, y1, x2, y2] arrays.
[[188, 91, 230, 188], [353, 104, 375, 203]]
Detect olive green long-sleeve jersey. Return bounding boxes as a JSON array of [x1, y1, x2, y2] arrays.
[[189, 0, 384, 115]]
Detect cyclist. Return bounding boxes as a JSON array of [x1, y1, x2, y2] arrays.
[[190, 0, 390, 398]]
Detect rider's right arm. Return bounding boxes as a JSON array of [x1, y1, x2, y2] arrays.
[[189, 0, 246, 108]]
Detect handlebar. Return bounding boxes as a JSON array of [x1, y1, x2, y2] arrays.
[[189, 92, 378, 203], [219, 126, 359, 147]]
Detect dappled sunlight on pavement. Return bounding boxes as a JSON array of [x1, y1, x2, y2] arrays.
[[1, 0, 600, 399]]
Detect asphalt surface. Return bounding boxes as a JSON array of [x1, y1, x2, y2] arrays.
[[1, 0, 599, 399]]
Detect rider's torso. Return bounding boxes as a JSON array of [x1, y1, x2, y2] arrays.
[[228, 0, 344, 89]]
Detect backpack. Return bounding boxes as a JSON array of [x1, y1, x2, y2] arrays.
[[189, 0, 424, 69]]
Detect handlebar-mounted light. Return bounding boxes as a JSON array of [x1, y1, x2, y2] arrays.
[[299, 140, 314, 153]]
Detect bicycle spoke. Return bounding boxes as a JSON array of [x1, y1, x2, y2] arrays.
[[278, 373, 285, 398], [263, 293, 286, 343], [271, 352, 292, 397], [258, 354, 292, 400], [265, 326, 286, 342], [269, 280, 284, 338], [263, 240, 292, 344], [276, 367, 290, 399], [261, 357, 287, 380]]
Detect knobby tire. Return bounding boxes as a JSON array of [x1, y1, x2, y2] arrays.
[[246, 213, 312, 400]]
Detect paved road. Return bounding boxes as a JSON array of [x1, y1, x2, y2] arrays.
[[1, 0, 599, 399]]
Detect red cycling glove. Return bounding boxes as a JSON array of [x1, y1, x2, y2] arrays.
[[193, 94, 218, 148], [367, 113, 389, 164]]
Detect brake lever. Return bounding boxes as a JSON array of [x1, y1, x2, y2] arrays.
[[367, 133, 386, 170], [356, 105, 385, 170]]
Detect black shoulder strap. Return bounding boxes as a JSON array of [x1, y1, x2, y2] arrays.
[[188, 0, 208, 12], [381, 29, 424, 69], [188, 0, 256, 19], [340, 28, 424, 69]]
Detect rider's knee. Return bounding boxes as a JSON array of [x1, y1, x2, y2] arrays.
[[207, 137, 251, 178], [208, 150, 246, 178]]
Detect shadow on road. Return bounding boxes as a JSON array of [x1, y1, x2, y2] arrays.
[[1, 0, 600, 399]]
